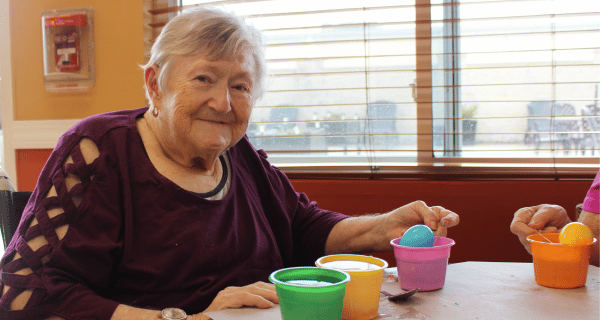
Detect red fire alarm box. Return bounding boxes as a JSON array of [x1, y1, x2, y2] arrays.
[[54, 31, 80, 72], [42, 8, 95, 92]]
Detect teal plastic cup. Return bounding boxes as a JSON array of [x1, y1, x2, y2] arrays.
[[269, 267, 351, 320]]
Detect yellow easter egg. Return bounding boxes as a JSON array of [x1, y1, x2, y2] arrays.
[[559, 222, 593, 245]]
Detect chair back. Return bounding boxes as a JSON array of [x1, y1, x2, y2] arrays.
[[0, 187, 32, 249], [0, 169, 33, 249]]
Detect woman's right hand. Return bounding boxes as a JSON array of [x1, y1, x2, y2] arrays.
[[510, 204, 571, 254], [191, 281, 279, 320]]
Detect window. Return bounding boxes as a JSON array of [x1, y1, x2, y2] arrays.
[[146, 0, 600, 178]]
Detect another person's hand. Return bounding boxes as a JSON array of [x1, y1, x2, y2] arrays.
[[509, 204, 571, 254], [194, 281, 278, 319]]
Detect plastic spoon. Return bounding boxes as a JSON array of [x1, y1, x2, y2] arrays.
[[381, 288, 420, 302]]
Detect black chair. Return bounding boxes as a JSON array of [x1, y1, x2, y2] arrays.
[[0, 190, 33, 249]]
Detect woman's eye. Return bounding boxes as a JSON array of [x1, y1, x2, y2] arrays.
[[233, 85, 249, 92], [196, 76, 209, 83]]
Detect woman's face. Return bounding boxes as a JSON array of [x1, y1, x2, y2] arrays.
[[152, 51, 256, 161]]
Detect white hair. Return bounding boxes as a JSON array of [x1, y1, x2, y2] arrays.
[[142, 7, 266, 103]]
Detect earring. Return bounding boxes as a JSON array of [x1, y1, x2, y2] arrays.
[[152, 107, 159, 118]]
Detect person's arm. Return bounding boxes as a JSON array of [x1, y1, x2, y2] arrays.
[[578, 210, 599, 267], [0, 137, 124, 319], [325, 200, 459, 254]]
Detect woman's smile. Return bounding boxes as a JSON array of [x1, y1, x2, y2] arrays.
[[196, 118, 231, 126]]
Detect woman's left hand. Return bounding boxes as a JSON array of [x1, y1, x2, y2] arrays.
[[383, 200, 460, 241], [200, 281, 278, 315]]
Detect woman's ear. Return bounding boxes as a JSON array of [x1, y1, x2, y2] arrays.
[[144, 65, 161, 101]]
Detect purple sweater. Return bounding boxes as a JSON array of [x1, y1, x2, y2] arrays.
[[0, 107, 348, 319]]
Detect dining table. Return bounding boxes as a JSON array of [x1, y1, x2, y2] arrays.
[[204, 261, 599, 320]]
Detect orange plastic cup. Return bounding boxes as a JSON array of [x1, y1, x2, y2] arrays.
[[316, 254, 388, 320], [527, 233, 597, 288]]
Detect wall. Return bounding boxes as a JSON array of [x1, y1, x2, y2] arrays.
[[291, 178, 592, 266], [3, 0, 145, 189], [10, 0, 146, 121]]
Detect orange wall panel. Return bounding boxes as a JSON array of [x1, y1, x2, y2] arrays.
[[290, 179, 592, 266], [15, 149, 53, 191]]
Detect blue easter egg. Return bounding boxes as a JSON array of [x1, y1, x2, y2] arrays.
[[399, 224, 435, 247]]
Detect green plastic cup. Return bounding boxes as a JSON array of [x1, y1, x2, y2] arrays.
[[269, 267, 351, 320]]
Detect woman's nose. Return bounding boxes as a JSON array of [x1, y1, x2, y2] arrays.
[[208, 83, 231, 114]]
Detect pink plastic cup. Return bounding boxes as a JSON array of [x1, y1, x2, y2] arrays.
[[390, 236, 455, 291]]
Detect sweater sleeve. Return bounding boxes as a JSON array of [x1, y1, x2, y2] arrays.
[[252, 146, 349, 266], [0, 135, 121, 320], [582, 170, 600, 214], [290, 183, 349, 264]]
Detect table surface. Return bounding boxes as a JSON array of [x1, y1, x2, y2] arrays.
[[204, 261, 599, 320]]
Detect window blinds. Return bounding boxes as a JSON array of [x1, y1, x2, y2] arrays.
[[145, 0, 599, 179]]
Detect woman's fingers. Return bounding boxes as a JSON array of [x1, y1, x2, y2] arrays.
[[223, 291, 274, 309], [204, 281, 278, 313], [426, 205, 459, 236], [238, 282, 279, 306], [222, 283, 278, 308], [401, 201, 460, 233], [410, 201, 440, 231], [432, 206, 460, 228], [189, 314, 213, 320], [394, 202, 459, 238]]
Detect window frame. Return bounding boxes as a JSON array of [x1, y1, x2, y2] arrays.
[[161, 0, 599, 180]]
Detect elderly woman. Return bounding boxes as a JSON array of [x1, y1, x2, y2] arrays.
[[0, 7, 459, 320]]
